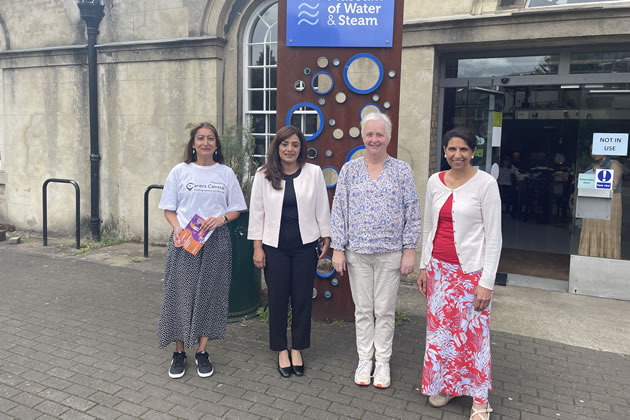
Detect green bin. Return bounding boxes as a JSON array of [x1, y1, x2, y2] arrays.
[[228, 212, 261, 320]]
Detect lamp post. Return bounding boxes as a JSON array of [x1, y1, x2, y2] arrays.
[[78, 0, 104, 241]]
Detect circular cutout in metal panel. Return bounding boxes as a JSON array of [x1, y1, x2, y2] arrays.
[[331, 278, 339, 286], [360, 103, 382, 121], [311, 71, 334, 95], [332, 58, 341, 67], [286, 102, 324, 141], [383, 101, 391, 109], [388, 69, 396, 78], [335, 92, 347, 104], [294, 80, 305, 92], [304, 67, 311, 75], [346, 145, 366, 162], [344, 53, 384, 95], [328, 119, 336, 127], [324, 290, 332, 299], [372, 94, 380, 102], [324, 149, 333, 157], [317, 56, 329, 68], [307, 148, 318, 159], [321, 166, 339, 189], [316, 256, 335, 278], [312, 287, 317, 299], [318, 97, 326, 106], [349, 127, 361, 138], [332, 128, 344, 140]]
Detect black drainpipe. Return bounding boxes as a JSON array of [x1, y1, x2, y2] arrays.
[[78, 0, 104, 241]]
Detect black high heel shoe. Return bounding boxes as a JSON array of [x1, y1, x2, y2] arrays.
[[290, 349, 304, 377], [277, 350, 292, 378]]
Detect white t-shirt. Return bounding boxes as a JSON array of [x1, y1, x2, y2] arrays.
[[159, 162, 247, 240]]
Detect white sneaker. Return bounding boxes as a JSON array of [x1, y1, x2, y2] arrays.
[[354, 359, 373, 386], [373, 362, 391, 389]]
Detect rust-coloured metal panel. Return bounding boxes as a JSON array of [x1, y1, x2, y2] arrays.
[[277, 0, 405, 322]]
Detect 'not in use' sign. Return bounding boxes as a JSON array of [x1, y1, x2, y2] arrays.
[[592, 132, 629, 156], [286, 0, 395, 48]]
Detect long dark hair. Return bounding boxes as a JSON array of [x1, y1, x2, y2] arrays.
[[261, 126, 307, 190], [184, 122, 224, 164]]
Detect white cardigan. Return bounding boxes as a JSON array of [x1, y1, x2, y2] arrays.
[[247, 163, 331, 248], [420, 170, 502, 290]]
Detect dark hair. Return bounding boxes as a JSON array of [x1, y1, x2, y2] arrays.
[[443, 127, 477, 151], [184, 122, 224, 164], [261, 126, 307, 190]]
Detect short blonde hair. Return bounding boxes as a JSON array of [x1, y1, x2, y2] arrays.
[[360, 112, 392, 139]]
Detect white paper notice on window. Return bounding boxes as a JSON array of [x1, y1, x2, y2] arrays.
[[492, 126, 502, 147], [592, 133, 628, 156]]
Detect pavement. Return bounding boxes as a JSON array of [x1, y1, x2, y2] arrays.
[[0, 233, 629, 419]]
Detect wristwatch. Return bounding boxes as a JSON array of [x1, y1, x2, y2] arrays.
[[222, 215, 229, 224]]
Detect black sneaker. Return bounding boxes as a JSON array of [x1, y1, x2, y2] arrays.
[[168, 352, 186, 379], [195, 352, 214, 377]]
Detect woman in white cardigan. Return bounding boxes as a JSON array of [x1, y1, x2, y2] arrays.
[[248, 126, 331, 378], [417, 127, 502, 420]]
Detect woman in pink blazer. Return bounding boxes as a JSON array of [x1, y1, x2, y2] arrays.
[[248, 126, 331, 378]]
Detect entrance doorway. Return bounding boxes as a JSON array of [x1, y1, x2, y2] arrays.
[[442, 85, 592, 288], [439, 48, 630, 297]]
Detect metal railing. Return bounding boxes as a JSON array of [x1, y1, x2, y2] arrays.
[[144, 184, 164, 257], [42, 178, 81, 249]]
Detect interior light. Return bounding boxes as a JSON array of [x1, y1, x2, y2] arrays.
[[589, 90, 630, 94]]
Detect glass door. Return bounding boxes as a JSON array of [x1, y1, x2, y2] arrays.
[[572, 84, 630, 260], [442, 85, 504, 173], [570, 84, 630, 299]]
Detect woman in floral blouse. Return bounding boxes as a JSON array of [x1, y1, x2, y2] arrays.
[[331, 111, 421, 390]]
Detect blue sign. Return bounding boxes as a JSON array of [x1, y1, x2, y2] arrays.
[[596, 169, 613, 190], [286, 0, 395, 48]]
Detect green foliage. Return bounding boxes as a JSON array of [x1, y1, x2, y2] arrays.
[[395, 311, 410, 326], [257, 306, 270, 324], [129, 256, 143, 263], [76, 235, 126, 254], [220, 125, 257, 203], [330, 319, 346, 327]]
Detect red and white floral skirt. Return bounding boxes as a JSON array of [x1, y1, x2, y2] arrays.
[[421, 257, 493, 401]]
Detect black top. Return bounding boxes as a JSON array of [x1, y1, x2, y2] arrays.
[[278, 168, 303, 248]]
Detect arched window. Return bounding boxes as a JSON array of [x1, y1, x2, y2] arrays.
[[243, 1, 277, 164]]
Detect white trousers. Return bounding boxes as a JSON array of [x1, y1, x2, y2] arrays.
[[346, 250, 401, 363]]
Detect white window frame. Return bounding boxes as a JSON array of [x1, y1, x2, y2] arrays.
[[243, 0, 278, 162]]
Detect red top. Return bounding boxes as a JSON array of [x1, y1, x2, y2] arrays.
[[431, 172, 460, 264]]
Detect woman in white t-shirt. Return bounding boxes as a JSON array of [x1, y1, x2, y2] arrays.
[[157, 122, 247, 379]]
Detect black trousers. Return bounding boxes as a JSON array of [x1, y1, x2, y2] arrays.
[[263, 242, 318, 351]]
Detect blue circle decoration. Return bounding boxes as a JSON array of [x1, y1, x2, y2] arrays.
[[316, 256, 335, 278], [311, 71, 334, 95], [346, 145, 366, 162], [321, 166, 339, 189], [324, 290, 332, 299], [331, 278, 339, 287], [286, 102, 324, 141], [344, 53, 384, 95], [359, 103, 382, 121]]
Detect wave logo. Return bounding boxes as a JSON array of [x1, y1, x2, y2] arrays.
[[297, 1, 320, 26]]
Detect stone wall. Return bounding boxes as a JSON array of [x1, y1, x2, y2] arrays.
[[0, 0, 250, 241]]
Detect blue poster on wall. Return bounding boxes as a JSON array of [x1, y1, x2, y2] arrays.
[[287, 0, 395, 48]]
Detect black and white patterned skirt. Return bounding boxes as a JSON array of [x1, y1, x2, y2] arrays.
[[158, 225, 232, 349]]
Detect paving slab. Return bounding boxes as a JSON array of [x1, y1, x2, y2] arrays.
[[1, 244, 629, 419]]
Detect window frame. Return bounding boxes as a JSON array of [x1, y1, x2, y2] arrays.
[[242, 0, 278, 163]]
